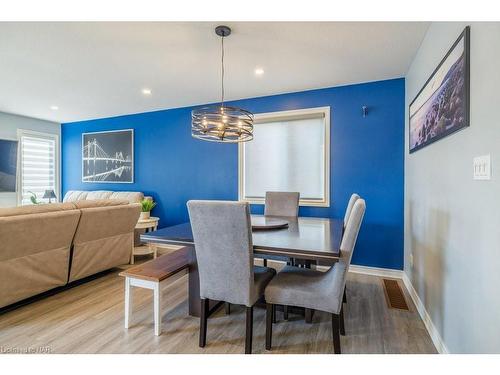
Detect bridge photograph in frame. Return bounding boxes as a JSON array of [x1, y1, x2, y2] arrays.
[[82, 129, 134, 183]]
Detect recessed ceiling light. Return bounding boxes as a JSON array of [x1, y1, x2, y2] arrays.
[[50, 105, 59, 111], [254, 68, 264, 76], [142, 88, 152, 95]]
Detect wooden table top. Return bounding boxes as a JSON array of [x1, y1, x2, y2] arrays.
[[141, 215, 343, 261]]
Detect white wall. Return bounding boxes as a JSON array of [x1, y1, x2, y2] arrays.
[[405, 22, 500, 353], [0, 111, 60, 208]]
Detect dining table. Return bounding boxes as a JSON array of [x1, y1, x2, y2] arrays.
[[140, 214, 343, 318]]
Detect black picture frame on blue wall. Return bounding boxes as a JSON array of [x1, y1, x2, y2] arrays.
[[409, 26, 470, 154], [82, 129, 134, 183]]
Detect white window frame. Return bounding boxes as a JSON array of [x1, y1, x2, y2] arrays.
[[238, 106, 331, 207], [17, 129, 61, 205]]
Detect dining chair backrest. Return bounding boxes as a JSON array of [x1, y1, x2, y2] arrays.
[[343, 193, 360, 228], [340, 198, 366, 268], [324, 198, 365, 314], [187, 200, 255, 306], [264, 192, 300, 217]]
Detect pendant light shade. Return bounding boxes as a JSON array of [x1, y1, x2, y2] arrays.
[[192, 105, 253, 143], [191, 26, 254, 143]]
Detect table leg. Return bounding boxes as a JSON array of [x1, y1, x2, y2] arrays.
[[130, 236, 135, 264], [153, 282, 161, 336], [305, 308, 314, 323], [125, 278, 132, 329], [187, 246, 200, 316], [149, 243, 157, 259]]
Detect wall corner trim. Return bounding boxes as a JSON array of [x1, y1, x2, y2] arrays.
[[345, 264, 448, 354]]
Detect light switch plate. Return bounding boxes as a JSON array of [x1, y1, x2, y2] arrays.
[[473, 154, 491, 180]]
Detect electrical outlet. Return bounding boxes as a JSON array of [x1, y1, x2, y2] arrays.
[[473, 155, 491, 180]]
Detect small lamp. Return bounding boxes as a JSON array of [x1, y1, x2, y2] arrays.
[[43, 189, 57, 204]]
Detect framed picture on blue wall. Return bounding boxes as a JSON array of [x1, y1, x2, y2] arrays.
[[82, 129, 134, 183], [409, 26, 470, 153]]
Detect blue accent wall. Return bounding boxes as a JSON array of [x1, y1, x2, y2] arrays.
[[62, 78, 405, 269]]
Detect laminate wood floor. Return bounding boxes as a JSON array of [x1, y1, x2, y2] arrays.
[[0, 262, 437, 354]]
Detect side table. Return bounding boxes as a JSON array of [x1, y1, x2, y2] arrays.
[[131, 217, 160, 264]]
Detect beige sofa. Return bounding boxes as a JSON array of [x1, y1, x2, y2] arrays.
[[0, 199, 141, 309], [63, 190, 148, 246]]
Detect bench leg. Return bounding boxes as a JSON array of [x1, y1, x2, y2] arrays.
[[130, 236, 135, 264], [125, 278, 132, 329], [153, 282, 162, 336]]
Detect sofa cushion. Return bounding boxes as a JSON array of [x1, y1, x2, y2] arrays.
[[0, 202, 77, 218], [72, 199, 129, 209], [63, 190, 89, 202], [0, 205, 81, 308], [110, 191, 144, 203], [69, 203, 141, 282], [86, 191, 113, 200], [63, 190, 145, 203]]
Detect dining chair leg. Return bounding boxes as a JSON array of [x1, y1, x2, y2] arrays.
[[284, 305, 289, 320], [340, 305, 345, 336], [272, 304, 277, 323], [331, 313, 341, 354], [225, 302, 231, 315], [245, 306, 254, 354], [266, 303, 273, 350], [305, 308, 314, 323], [343, 287, 347, 304], [199, 298, 209, 348], [263, 259, 268, 267]]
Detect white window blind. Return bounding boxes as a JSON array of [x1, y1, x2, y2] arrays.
[[18, 131, 59, 205], [239, 107, 330, 207]]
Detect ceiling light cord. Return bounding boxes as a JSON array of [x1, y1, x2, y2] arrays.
[[191, 25, 254, 143], [221, 34, 225, 108]]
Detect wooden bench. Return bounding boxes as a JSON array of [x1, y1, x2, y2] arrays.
[[119, 246, 191, 336]]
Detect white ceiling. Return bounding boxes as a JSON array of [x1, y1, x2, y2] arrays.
[[0, 22, 429, 123]]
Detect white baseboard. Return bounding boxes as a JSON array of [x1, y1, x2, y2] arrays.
[[402, 273, 449, 354], [348, 264, 404, 279], [343, 264, 448, 354]]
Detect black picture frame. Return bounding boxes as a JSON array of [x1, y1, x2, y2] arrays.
[[82, 129, 134, 183], [409, 26, 470, 153]]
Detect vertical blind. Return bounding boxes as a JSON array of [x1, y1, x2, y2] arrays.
[[19, 133, 58, 205]]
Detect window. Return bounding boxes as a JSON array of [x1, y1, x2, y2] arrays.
[[18, 130, 59, 205], [239, 107, 330, 207]]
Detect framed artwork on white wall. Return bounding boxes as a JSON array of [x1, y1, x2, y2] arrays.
[[409, 26, 470, 153]]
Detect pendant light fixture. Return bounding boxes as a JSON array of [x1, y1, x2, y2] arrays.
[[191, 26, 254, 143]]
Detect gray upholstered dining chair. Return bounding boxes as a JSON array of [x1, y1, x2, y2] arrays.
[[340, 193, 360, 306], [343, 193, 360, 228], [187, 200, 276, 354], [264, 199, 366, 354], [262, 191, 300, 319], [264, 191, 300, 217], [261, 191, 300, 268]]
